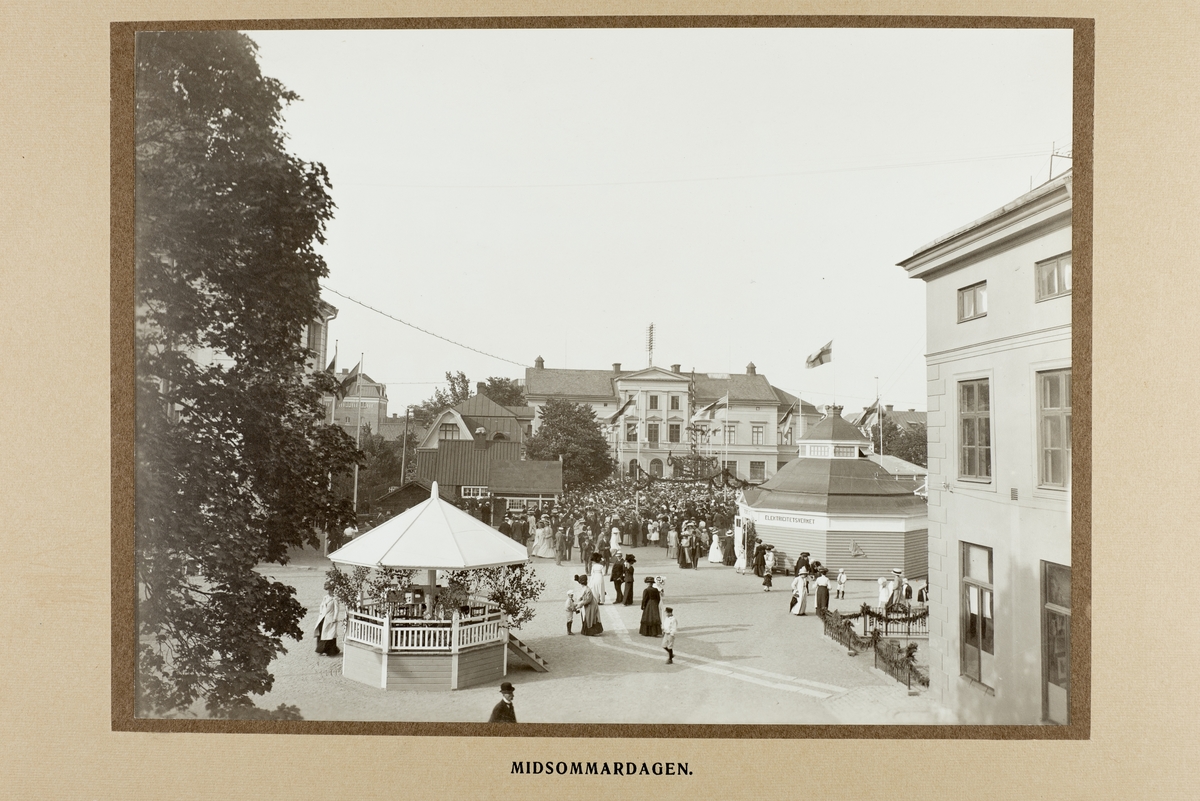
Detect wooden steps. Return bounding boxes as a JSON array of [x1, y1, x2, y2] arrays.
[[507, 634, 549, 672]]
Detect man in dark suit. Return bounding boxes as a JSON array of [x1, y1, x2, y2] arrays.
[[498, 515, 513, 538], [488, 682, 517, 723]]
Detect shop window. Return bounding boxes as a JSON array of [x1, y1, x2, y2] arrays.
[[1042, 561, 1071, 724], [961, 542, 995, 688]]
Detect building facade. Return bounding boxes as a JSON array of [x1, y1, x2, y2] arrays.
[[327, 368, 389, 438], [898, 171, 1073, 725], [523, 358, 819, 483]]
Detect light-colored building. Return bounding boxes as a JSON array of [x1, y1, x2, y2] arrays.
[[898, 171, 1073, 725], [523, 358, 820, 483], [328, 368, 389, 437]]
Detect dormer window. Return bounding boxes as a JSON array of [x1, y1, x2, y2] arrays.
[[834, 445, 855, 458]]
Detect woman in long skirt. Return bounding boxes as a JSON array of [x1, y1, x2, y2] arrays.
[[815, 568, 831, 614], [791, 570, 810, 615], [588, 554, 608, 605], [639, 577, 662, 636], [576, 575, 603, 636], [314, 587, 342, 656], [666, 527, 678, 559]]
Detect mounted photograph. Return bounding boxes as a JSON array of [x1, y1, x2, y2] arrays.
[[122, 21, 1082, 730]]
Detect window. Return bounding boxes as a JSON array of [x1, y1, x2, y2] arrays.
[[461, 486, 489, 498], [749, 461, 765, 481], [1042, 561, 1071, 724], [961, 542, 995, 688], [723, 460, 738, 476], [647, 423, 659, 444], [724, 424, 737, 444], [959, 379, 992, 481], [670, 395, 680, 411], [439, 422, 460, 440], [628, 459, 639, 477], [834, 445, 855, 458], [1038, 369, 1072, 488], [809, 445, 829, 457], [649, 395, 659, 410], [1036, 253, 1072, 301], [507, 498, 527, 511], [958, 281, 987, 322], [668, 424, 680, 443], [649, 459, 664, 478], [751, 425, 764, 445], [626, 423, 637, 443]]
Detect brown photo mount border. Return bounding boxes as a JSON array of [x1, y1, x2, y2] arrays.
[[111, 15, 1093, 739]]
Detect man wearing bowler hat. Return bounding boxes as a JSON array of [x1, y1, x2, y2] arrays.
[[488, 682, 517, 723]]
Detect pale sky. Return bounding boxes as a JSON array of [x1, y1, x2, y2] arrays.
[[247, 27, 1072, 416]]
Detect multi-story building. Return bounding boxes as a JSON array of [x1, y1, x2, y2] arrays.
[[523, 358, 819, 482], [328, 368, 389, 438], [898, 171, 1073, 725]]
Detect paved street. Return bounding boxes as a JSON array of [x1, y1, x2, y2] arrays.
[[255, 545, 955, 725]]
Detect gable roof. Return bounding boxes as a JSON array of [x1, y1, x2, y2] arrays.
[[802, 411, 870, 443], [616, 366, 691, 383], [453, 393, 519, 420]]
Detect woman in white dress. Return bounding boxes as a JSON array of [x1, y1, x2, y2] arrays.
[[648, 519, 660, 547], [790, 569, 810, 615], [708, 530, 723, 563], [610, 525, 622, 555], [588, 554, 608, 605], [532, 516, 557, 559]]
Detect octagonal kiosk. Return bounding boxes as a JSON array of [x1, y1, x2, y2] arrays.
[[738, 406, 928, 581], [329, 482, 536, 690]]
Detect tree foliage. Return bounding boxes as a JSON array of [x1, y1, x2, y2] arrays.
[[526, 399, 613, 489], [444, 563, 546, 630], [412, 371, 472, 426], [482, 376, 526, 407], [134, 31, 359, 718], [870, 417, 928, 468]]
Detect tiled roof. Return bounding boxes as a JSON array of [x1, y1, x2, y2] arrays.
[[488, 460, 564, 495], [454, 393, 518, 419], [773, 385, 819, 417], [524, 368, 619, 399], [415, 440, 522, 487], [693, 373, 780, 404], [801, 412, 870, 443], [743, 457, 926, 516]]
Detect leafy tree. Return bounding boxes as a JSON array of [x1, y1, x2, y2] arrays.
[[444, 563, 545, 630], [331, 424, 406, 518], [412, 370, 471, 426], [871, 417, 928, 468], [526, 399, 612, 489], [134, 31, 359, 718], [483, 376, 526, 407]]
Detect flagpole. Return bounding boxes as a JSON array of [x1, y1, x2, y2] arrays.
[[328, 339, 339, 425], [353, 352, 363, 515]]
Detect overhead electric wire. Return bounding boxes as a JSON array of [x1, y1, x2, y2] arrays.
[[319, 284, 527, 367], [342, 148, 1054, 191]]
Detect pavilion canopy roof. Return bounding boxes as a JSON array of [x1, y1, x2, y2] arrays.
[[328, 482, 530, 570]]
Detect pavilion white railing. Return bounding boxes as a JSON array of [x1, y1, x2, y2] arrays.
[[345, 602, 506, 653]]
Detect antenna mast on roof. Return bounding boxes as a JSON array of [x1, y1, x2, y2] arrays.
[[646, 323, 655, 367]]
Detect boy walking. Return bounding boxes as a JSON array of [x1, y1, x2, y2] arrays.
[[662, 607, 678, 664]]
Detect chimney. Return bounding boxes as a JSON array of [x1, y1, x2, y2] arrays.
[[472, 427, 487, 449], [671, 364, 681, 373], [534, 356, 544, 370], [477, 382, 486, 395], [746, 362, 757, 376], [612, 363, 621, 373], [886, 404, 894, 413]]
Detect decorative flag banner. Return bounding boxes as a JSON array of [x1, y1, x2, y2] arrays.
[[854, 399, 880, 427], [779, 401, 797, 430], [806, 340, 833, 369], [337, 360, 362, 399], [607, 395, 637, 424], [325, 346, 338, 375], [691, 394, 729, 423]]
